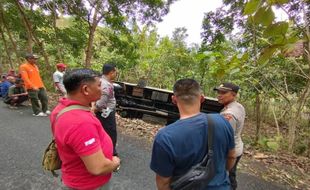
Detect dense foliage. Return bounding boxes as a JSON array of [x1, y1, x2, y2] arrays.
[[0, 0, 309, 156]]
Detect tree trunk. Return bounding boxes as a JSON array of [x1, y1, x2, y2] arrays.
[[14, 0, 51, 70], [0, 25, 13, 69], [288, 108, 300, 152], [287, 3, 310, 152], [199, 65, 207, 93], [255, 93, 262, 142], [0, 2, 19, 66], [84, 3, 102, 68], [85, 24, 97, 68], [288, 78, 310, 152], [51, 2, 63, 61], [16, 3, 33, 53], [26, 30, 33, 53], [5, 27, 19, 62], [252, 22, 262, 143]]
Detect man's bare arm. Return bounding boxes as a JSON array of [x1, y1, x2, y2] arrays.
[[10, 92, 28, 97], [81, 149, 120, 176], [156, 174, 172, 190], [226, 148, 236, 171]]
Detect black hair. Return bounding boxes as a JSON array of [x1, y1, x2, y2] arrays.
[[173, 79, 202, 104], [63, 69, 100, 93], [102, 63, 116, 75], [15, 78, 23, 84]]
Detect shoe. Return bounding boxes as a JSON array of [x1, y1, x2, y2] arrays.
[[45, 110, 51, 115], [33, 112, 47, 117], [9, 106, 18, 109]]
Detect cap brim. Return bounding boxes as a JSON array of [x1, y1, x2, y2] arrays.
[[26, 56, 39, 59], [214, 87, 231, 92]]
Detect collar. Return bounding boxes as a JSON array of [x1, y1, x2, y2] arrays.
[[26, 62, 37, 67], [102, 75, 112, 83]]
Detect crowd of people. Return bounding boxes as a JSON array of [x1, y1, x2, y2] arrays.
[[1, 53, 246, 190], [51, 67, 245, 190], [0, 74, 24, 108], [0, 53, 67, 114]]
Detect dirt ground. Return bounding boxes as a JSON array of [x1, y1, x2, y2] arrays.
[[48, 93, 310, 189], [116, 115, 310, 190]]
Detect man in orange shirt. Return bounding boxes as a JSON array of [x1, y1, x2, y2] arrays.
[[19, 53, 49, 116]]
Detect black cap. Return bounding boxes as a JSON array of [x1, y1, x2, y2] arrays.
[[214, 82, 240, 93], [25, 53, 39, 59], [102, 64, 116, 75]]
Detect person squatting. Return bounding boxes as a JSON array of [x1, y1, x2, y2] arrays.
[[1, 55, 245, 190]]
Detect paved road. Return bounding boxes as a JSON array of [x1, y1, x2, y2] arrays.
[[0, 102, 294, 190]]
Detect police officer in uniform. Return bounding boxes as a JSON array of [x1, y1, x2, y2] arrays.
[[214, 82, 245, 190], [94, 64, 118, 156]]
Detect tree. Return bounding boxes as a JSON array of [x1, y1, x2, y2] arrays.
[[243, 0, 309, 152], [61, 0, 176, 67], [201, 0, 310, 153]]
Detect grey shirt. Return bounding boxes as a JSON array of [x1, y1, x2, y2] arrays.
[[96, 75, 116, 110], [220, 101, 245, 157]]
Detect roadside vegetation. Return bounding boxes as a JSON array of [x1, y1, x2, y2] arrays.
[[1, 0, 309, 188]]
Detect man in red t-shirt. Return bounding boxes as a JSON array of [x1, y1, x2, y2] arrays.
[[50, 69, 120, 190]]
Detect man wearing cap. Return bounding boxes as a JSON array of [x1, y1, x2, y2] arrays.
[[53, 63, 67, 96], [214, 82, 245, 190], [93, 63, 118, 156], [19, 53, 49, 116]]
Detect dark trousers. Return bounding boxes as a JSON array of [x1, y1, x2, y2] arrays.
[[11, 95, 28, 105], [96, 111, 118, 156], [229, 155, 242, 190], [27, 88, 48, 114]]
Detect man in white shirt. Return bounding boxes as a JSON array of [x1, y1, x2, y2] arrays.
[[214, 82, 245, 190], [53, 63, 67, 96]]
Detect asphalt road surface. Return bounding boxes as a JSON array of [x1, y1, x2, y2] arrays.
[[0, 102, 294, 190]]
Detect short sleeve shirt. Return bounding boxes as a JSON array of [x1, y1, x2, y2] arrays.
[[96, 76, 116, 110], [50, 98, 113, 190], [53, 71, 66, 93], [150, 113, 235, 190], [220, 101, 245, 157]]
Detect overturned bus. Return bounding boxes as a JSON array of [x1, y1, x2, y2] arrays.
[[114, 81, 223, 124]]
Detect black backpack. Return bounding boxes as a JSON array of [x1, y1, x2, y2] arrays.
[[170, 114, 216, 190]]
